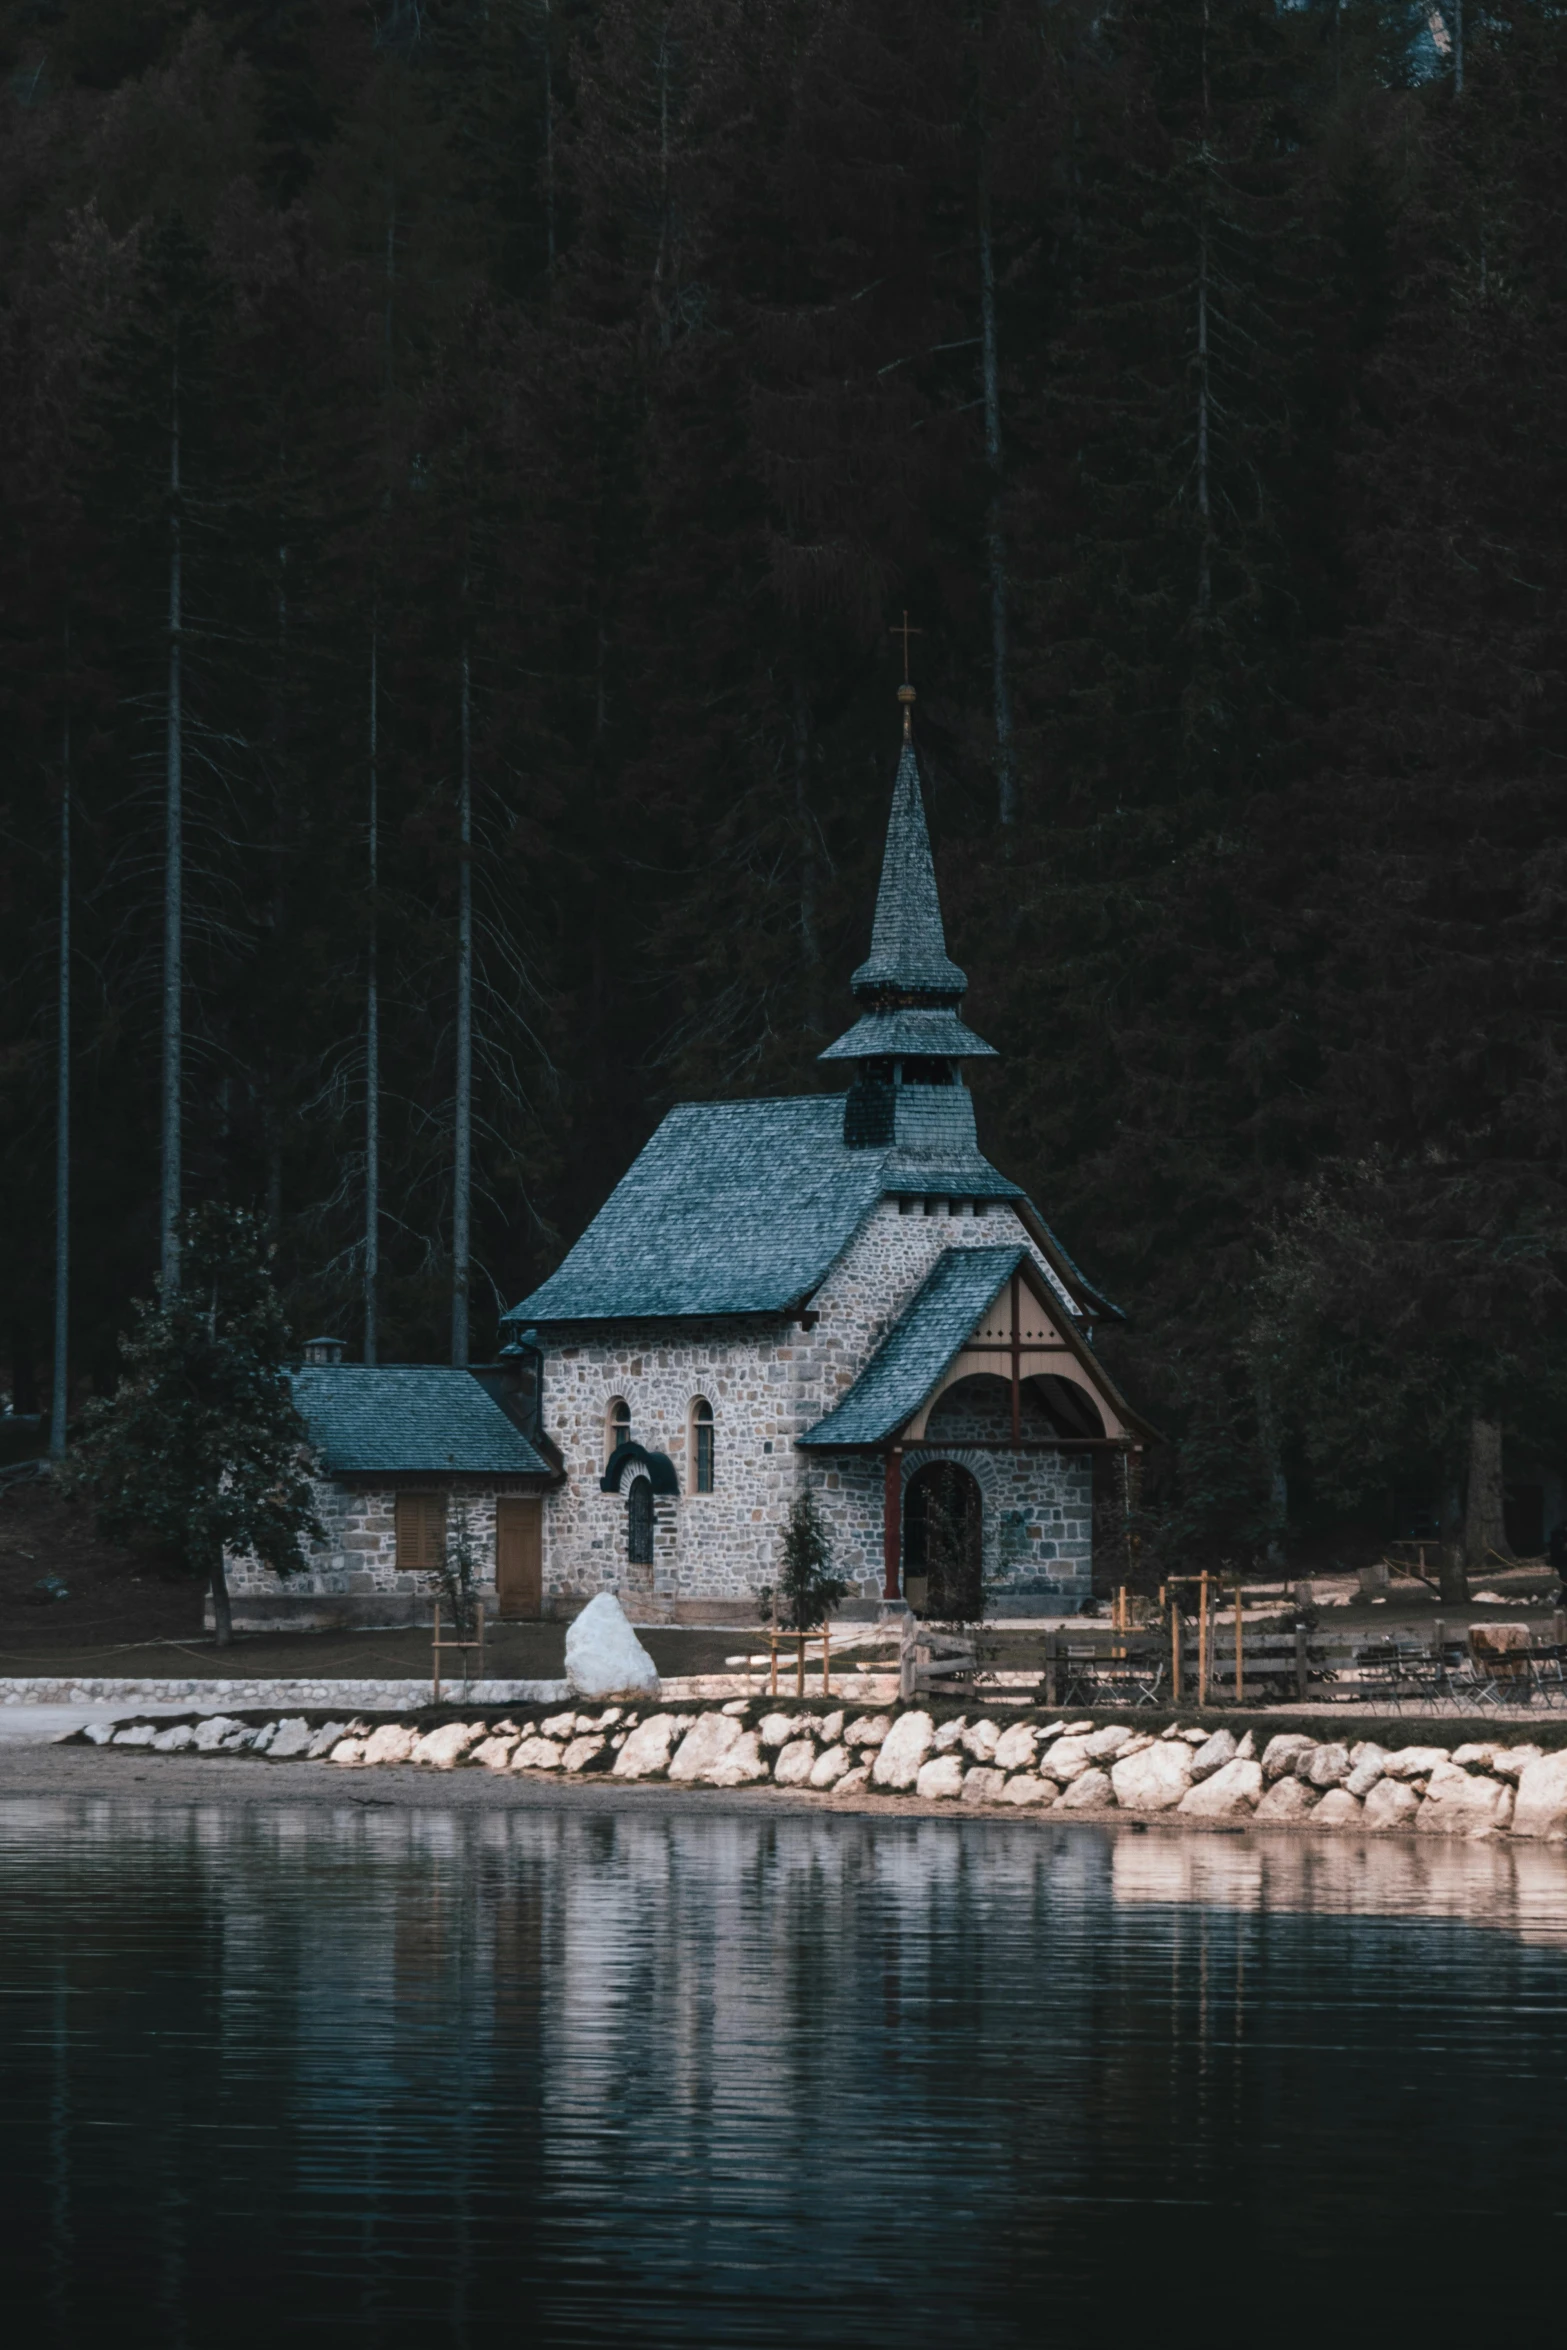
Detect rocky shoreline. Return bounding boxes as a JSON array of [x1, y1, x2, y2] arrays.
[[75, 1700, 1567, 1840]]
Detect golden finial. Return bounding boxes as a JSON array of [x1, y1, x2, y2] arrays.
[[890, 610, 922, 739]]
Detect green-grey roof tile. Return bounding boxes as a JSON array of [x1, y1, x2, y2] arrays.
[[799, 1246, 1026, 1446], [849, 742, 968, 999], [818, 1007, 999, 1062], [292, 1365, 552, 1477]]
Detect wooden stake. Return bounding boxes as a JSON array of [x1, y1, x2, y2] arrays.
[[796, 1630, 805, 1699], [822, 1619, 831, 1696], [1234, 1584, 1244, 1707], [1198, 1571, 1210, 1708], [1171, 1602, 1183, 1702]]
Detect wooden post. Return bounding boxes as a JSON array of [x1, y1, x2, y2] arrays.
[[1171, 1602, 1184, 1703], [796, 1629, 805, 1699], [822, 1618, 831, 1696], [1293, 1621, 1308, 1701], [1234, 1585, 1244, 1707], [882, 1447, 903, 1602], [1044, 1631, 1059, 1710], [1198, 1571, 1210, 1708], [475, 1599, 485, 1694], [432, 1599, 442, 1706], [770, 1633, 779, 1698]]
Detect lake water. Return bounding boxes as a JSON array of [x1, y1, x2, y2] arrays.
[[4, 1797, 1567, 2345]]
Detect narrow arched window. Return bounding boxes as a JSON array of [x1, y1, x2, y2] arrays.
[[690, 1397, 714, 1494], [627, 1474, 654, 1566], [606, 1398, 631, 1465]]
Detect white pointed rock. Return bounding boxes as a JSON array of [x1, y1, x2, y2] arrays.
[[810, 1745, 852, 1788], [1055, 1767, 1114, 1810], [873, 1711, 935, 1789], [961, 1766, 1008, 1804], [668, 1713, 742, 1782], [707, 1731, 768, 1786], [916, 1756, 966, 1799], [1261, 1734, 1317, 1782], [1111, 1741, 1194, 1812], [773, 1739, 817, 1787], [1312, 1788, 1364, 1827], [564, 1592, 661, 1699], [1178, 1758, 1262, 1819], [412, 1722, 484, 1768], [510, 1736, 564, 1770], [1189, 1730, 1237, 1782], [612, 1714, 680, 1779], [1417, 1761, 1512, 1836], [961, 1719, 1000, 1761], [560, 1735, 608, 1773], [1255, 1775, 1318, 1822], [1363, 1778, 1421, 1831]]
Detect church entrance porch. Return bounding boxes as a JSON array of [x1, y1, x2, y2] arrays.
[[903, 1460, 983, 1619]]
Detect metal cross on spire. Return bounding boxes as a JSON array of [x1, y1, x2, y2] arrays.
[[890, 610, 922, 737]]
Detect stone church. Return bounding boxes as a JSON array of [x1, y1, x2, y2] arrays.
[[229, 718, 1149, 1630]]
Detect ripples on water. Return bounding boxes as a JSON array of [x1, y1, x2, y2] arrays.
[[4, 1798, 1567, 2345]]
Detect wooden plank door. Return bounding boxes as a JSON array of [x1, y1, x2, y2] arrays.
[[495, 1498, 543, 1618]]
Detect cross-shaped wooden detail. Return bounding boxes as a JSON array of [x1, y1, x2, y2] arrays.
[[890, 611, 921, 735]]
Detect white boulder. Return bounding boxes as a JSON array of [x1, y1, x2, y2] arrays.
[[1488, 1746, 1541, 1783], [1417, 1761, 1512, 1837], [1345, 1747, 1386, 1799], [833, 1765, 870, 1795], [1055, 1767, 1114, 1810], [873, 1711, 936, 1789], [993, 1723, 1039, 1773], [1002, 1774, 1054, 1806], [192, 1716, 245, 1752], [151, 1724, 195, 1752], [1363, 1777, 1421, 1831], [932, 1717, 968, 1751], [1111, 1741, 1194, 1812], [1178, 1758, 1262, 1819], [820, 1711, 845, 1743], [266, 1719, 314, 1759], [1039, 1736, 1094, 1781], [1261, 1734, 1317, 1782], [564, 1592, 661, 1699], [960, 1719, 1000, 1761], [707, 1731, 769, 1786], [362, 1723, 420, 1766], [306, 1721, 351, 1758], [412, 1722, 484, 1769], [1313, 1788, 1364, 1827], [1303, 1742, 1351, 1790], [1510, 1753, 1567, 1837], [915, 1756, 966, 1800], [510, 1736, 564, 1770], [669, 1713, 742, 1782], [809, 1745, 852, 1788], [961, 1766, 1008, 1804], [847, 1714, 892, 1748], [1381, 1746, 1448, 1781], [773, 1739, 817, 1787], [612, 1714, 680, 1779], [470, 1735, 518, 1771], [329, 1736, 369, 1765], [1255, 1775, 1318, 1822], [1189, 1729, 1237, 1782], [112, 1724, 157, 1747], [560, 1735, 607, 1774], [1084, 1724, 1134, 1761], [759, 1714, 800, 1748]]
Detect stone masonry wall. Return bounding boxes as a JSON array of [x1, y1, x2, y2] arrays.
[[226, 1478, 522, 1608], [539, 1196, 1097, 1612]]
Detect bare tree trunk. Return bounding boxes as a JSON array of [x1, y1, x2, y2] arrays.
[[161, 355, 183, 1291], [979, 178, 1014, 828], [1464, 1414, 1510, 1571], [364, 629, 380, 1365], [209, 1554, 233, 1649], [1439, 1461, 1469, 1604], [452, 639, 473, 1366], [50, 684, 70, 1460]]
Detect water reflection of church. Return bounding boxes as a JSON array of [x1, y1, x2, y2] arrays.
[[499, 708, 1153, 1621]]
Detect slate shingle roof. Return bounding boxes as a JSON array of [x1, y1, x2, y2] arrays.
[[800, 1246, 1025, 1446], [504, 1095, 1025, 1327], [291, 1365, 553, 1477], [818, 1007, 998, 1063], [849, 742, 968, 1001]]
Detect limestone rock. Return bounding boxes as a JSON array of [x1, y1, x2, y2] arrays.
[[1303, 1742, 1351, 1790], [1510, 1753, 1567, 1838], [219, 1725, 258, 1750], [707, 1731, 769, 1786], [1255, 1775, 1319, 1822], [1261, 1734, 1318, 1782], [151, 1724, 195, 1752], [1084, 1724, 1133, 1761], [561, 1735, 608, 1774], [470, 1735, 518, 1771], [722, 1699, 750, 1717], [306, 1721, 351, 1758], [960, 1720, 1000, 1762], [1178, 1758, 1262, 1819], [1111, 1741, 1194, 1813], [1179, 1727, 1210, 1747], [809, 1745, 852, 1788], [329, 1737, 368, 1765], [266, 1719, 313, 1760], [1488, 1746, 1541, 1783], [1345, 1748, 1386, 1799], [1002, 1774, 1054, 1806], [873, 1711, 936, 1789], [1310, 1788, 1363, 1827], [1055, 1767, 1114, 1810], [833, 1765, 870, 1795], [82, 1722, 116, 1745], [916, 1756, 966, 1800], [669, 1713, 742, 1783], [1418, 1760, 1512, 1837], [961, 1766, 1007, 1804], [191, 1716, 245, 1753], [541, 1711, 578, 1737], [1363, 1777, 1421, 1832], [564, 1592, 661, 1699], [847, 1714, 892, 1749], [113, 1724, 157, 1747], [1063, 1720, 1095, 1736], [1118, 1734, 1156, 1758], [773, 1739, 817, 1787], [511, 1736, 564, 1771], [250, 1723, 281, 1752], [1160, 1722, 1187, 1740], [820, 1712, 845, 1743], [363, 1724, 421, 1766], [1039, 1736, 1094, 1782], [1189, 1729, 1237, 1783], [1381, 1746, 1449, 1781], [1452, 1742, 1498, 1770], [412, 1723, 484, 1769], [1235, 1731, 1257, 1760], [759, 1714, 799, 1748], [612, 1714, 680, 1780], [993, 1723, 1038, 1773], [933, 1717, 968, 1752]]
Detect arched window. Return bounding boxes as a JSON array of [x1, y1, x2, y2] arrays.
[[606, 1398, 631, 1466], [627, 1474, 654, 1567], [689, 1397, 714, 1493]]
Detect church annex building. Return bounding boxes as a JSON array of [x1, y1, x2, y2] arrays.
[[228, 725, 1152, 1628]]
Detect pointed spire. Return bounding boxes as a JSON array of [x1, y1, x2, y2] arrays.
[[850, 740, 968, 1003]]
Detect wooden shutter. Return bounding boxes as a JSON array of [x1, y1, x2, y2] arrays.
[[396, 1492, 446, 1571]]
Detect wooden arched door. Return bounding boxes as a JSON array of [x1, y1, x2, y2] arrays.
[[904, 1461, 983, 1620]]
